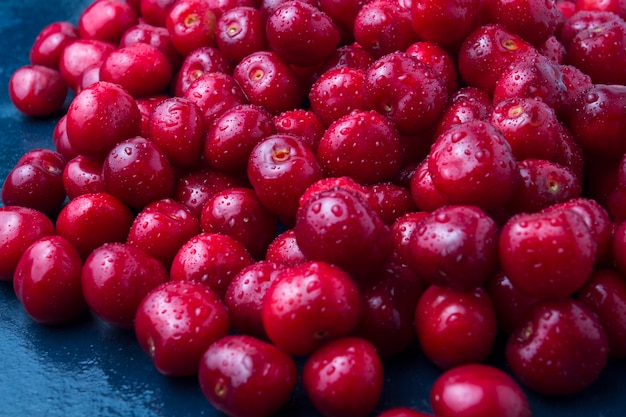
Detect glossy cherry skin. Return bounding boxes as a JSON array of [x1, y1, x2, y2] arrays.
[[0, 206, 55, 281], [100, 43, 172, 98], [505, 298, 609, 395], [170, 232, 254, 299], [354, 260, 424, 357], [102, 136, 175, 210], [119, 23, 184, 72], [405, 41, 459, 97], [264, 229, 308, 267], [55, 192, 135, 260], [173, 46, 233, 96], [215, 6, 268, 63], [173, 168, 247, 217], [183, 71, 247, 127], [295, 187, 393, 281], [127, 198, 201, 268], [134, 280, 230, 376], [565, 83, 626, 159], [428, 120, 520, 210], [457, 24, 536, 94], [1, 148, 67, 217], [317, 110, 403, 185], [482, 0, 561, 45], [411, 0, 482, 48], [407, 205, 499, 292], [62, 155, 105, 199], [232, 51, 304, 115], [302, 337, 384, 417], [309, 66, 366, 127], [81, 243, 169, 329], [200, 187, 278, 260], [204, 104, 276, 172], [272, 109, 326, 152], [415, 285, 497, 369], [247, 133, 323, 221], [430, 363, 532, 417], [29, 21, 79, 69], [165, 0, 218, 56], [78, 0, 138, 44], [498, 208, 596, 299], [13, 236, 86, 325], [577, 268, 626, 358], [59, 38, 116, 91], [265, 1, 341, 67], [261, 261, 362, 356], [198, 334, 298, 417], [363, 52, 448, 136], [223, 260, 284, 339], [485, 270, 539, 334], [8, 65, 68, 117], [140, 0, 179, 27], [147, 96, 206, 169], [66, 81, 141, 160]]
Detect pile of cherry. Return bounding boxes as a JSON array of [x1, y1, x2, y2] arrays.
[[3, 0, 626, 415]]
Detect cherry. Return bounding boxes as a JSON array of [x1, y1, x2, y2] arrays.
[[127, 198, 201, 268], [294, 187, 393, 280], [165, 0, 218, 56], [265, 1, 341, 67], [102, 136, 175, 210], [232, 50, 304, 115], [66, 81, 141, 160], [428, 120, 520, 210], [261, 260, 362, 356], [405, 41, 459, 97], [367, 182, 418, 225], [170, 232, 254, 298], [354, 260, 424, 357], [272, 109, 326, 152], [317, 110, 403, 185], [434, 86, 493, 137], [498, 208, 596, 299], [377, 408, 434, 417], [148, 96, 206, 169], [81, 242, 169, 329], [577, 268, 626, 358], [407, 205, 499, 292], [9, 65, 68, 117], [457, 24, 536, 94], [78, 0, 138, 44], [309, 66, 367, 127], [411, 0, 482, 48], [134, 280, 230, 376], [13, 235, 86, 325], [485, 270, 539, 334], [173, 46, 233, 96], [204, 104, 276, 172], [55, 192, 135, 260], [483, 0, 561, 45], [119, 23, 184, 72], [216, 6, 268, 63], [223, 260, 284, 339], [353, 0, 417, 58], [302, 337, 384, 417], [506, 298, 609, 395], [29, 21, 79, 69], [409, 157, 449, 213], [1, 148, 67, 217], [140, 0, 179, 27], [173, 167, 247, 217], [247, 133, 323, 221], [200, 187, 278, 260], [99, 43, 173, 98], [0, 206, 55, 281], [416, 285, 497, 369], [430, 364, 532, 417], [264, 229, 308, 266], [183, 71, 247, 126], [198, 334, 298, 417], [62, 155, 106, 199], [59, 38, 116, 91], [363, 51, 448, 136]]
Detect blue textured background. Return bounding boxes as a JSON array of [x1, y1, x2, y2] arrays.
[[0, 1, 625, 416]]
